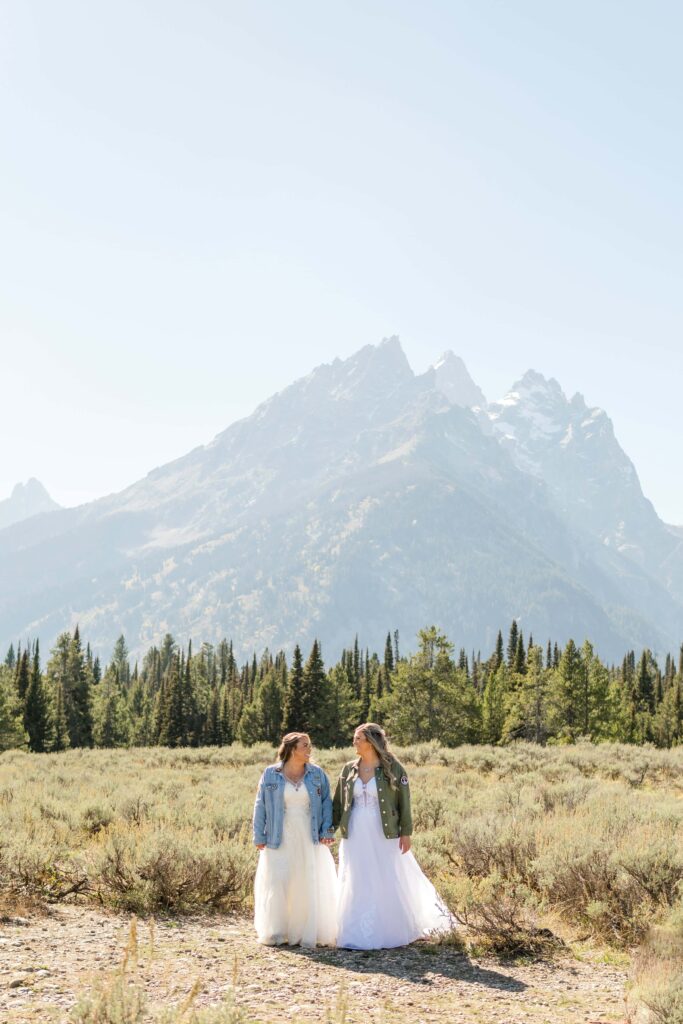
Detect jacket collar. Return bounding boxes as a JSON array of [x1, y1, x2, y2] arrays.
[[349, 756, 382, 781], [274, 760, 313, 775]]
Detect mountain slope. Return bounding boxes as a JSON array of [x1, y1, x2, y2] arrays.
[[487, 372, 683, 608], [0, 339, 680, 661]]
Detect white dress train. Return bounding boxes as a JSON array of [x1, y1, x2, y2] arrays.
[[337, 776, 451, 949], [254, 778, 338, 947]]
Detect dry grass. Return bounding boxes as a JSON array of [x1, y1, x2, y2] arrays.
[[1, 740, 682, 1019]]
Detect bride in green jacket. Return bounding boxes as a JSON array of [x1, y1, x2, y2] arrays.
[[332, 722, 451, 949]]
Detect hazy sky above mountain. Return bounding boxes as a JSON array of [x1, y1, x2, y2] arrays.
[[1, 1, 682, 521]]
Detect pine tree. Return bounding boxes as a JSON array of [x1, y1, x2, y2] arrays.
[[258, 671, 284, 744], [0, 669, 26, 751], [52, 682, 70, 751], [283, 644, 305, 732], [548, 639, 584, 741], [492, 630, 504, 671], [636, 650, 655, 714], [237, 700, 263, 745], [384, 632, 394, 674], [360, 671, 371, 722], [93, 666, 130, 747], [458, 648, 469, 679], [206, 687, 221, 745], [503, 645, 547, 743], [128, 675, 152, 746], [5, 643, 16, 669], [352, 637, 361, 698], [160, 634, 176, 674], [481, 663, 509, 744], [24, 642, 52, 752], [219, 684, 233, 745], [66, 627, 94, 747], [321, 664, 360, 747], [165, 654, 185, 747], [300, 640, 327, 734], [506, 621, 519, 669], [111, 635, 131, 688], [15, 649, 30, 702], [386, 627, 479, 745], [652, 681, 680, 747], [182, 643, 198, 745], [513, 632, 526, 675], [153, 673, 171, 745], [579, 640, 612, 740]]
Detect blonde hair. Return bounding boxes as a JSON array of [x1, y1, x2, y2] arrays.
[[356, 722, 397, 789], [277, 732, 310, 764]]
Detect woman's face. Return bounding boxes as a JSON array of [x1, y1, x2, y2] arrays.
[[353, 729, 373, 756], [292, 736, 312, 762]]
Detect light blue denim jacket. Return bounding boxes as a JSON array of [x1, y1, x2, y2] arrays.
[[252, 761, 335, 849]]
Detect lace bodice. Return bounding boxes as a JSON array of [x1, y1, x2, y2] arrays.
[[352, 774, 380, 810], [284, 778, 311, 815]]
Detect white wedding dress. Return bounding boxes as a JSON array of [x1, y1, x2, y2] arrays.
[[337, 776, 451, 949], [254, 778, 338, 947]]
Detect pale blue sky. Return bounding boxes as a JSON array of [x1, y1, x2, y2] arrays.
[[1, 1, 682, 521]]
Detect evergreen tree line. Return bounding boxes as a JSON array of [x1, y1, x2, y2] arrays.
[[1, 621, 682, 753]]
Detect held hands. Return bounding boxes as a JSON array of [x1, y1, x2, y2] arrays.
[[399, 835, 412, 855]]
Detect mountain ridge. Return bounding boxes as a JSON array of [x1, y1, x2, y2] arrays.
[[0, 340, 680, 662]]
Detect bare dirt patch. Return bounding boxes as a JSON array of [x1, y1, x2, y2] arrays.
[[0, 904, 628, 1023]]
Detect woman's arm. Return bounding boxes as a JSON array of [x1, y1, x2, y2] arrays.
[[319, 770, 336, 843], [331, 767, 344, 829], [396, 762, 413, 851], [252, 771, 267, 848]]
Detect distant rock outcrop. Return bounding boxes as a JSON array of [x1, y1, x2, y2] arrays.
[[0, 478, 60, 531]]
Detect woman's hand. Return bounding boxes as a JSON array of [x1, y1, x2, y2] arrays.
[[256, 844, 266, 851], [399, 836, 412, 855], [321, 837, 336, 846]]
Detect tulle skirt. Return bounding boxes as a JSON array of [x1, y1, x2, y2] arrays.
[[254, 806, 338, 948], [337, 800, 452, 949]]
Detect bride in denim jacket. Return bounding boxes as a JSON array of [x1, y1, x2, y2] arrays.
[[252, 731, 338, 947]]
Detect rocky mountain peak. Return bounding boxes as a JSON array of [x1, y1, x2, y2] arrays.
[[0, 478, 60, 531], [429, 350, 487, 409], [326, 335, 414, 399], [488, 371, 568, 450], [509, 370, 567, 408]]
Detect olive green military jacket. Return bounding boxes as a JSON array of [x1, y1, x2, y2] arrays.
[[332, 757, 413, 839]]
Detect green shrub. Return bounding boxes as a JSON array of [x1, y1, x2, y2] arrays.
[[92, 825, 252, 913]]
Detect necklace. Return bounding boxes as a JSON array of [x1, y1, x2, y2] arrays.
[[283, 767, 305, 790]]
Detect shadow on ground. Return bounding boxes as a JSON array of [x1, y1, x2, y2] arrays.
[[283, 940, 530, 993]]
